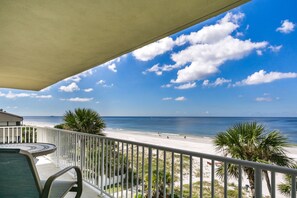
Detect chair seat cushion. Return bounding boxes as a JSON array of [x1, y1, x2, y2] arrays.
[[41, 180, 77, 198]]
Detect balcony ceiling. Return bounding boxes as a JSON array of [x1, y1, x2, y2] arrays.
[[0, 0, 249, 90]]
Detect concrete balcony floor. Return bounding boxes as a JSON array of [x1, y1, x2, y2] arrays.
[[36, 156, 102, 198]]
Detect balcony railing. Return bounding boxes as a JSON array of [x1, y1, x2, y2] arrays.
[[1, 126, 297, 197]]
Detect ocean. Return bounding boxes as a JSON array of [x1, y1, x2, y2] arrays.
[[23, 116, 297, 143]]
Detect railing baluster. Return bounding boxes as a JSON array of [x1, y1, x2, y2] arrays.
[[131, 144, 134, 198], [126, 143, 129, 198], [136, 145, 139, 198], [211, 159, 215, 198], [117, 141, 120, 198], [164, 151, 167, 197], [121, 142, 124, 197], [180, 154, 183, 198], [238, 165, 242, 198], [189, 155, 192, 198], [292, 175, 296, 198], [109, 140, 112, 195], [271, 171, 275, 198], [148, 147, 153, 198], [255, 167, 262, 198], [101, 139, 105, 195], [171, 152, 174, 198], [224, 162, 228, 198], [156, 149, 159, 198], [200, 157, 203, 198], [142, 147, 145, 197], [105, 140, 109, 192], [113, 140, 116, 197]]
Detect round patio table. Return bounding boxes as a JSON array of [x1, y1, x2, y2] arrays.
[[0, 143, 56, 157]]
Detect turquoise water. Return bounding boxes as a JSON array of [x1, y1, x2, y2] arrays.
[[24, 116, 297, 143]]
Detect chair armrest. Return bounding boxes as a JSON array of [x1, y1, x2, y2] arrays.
[[41, 166, 82, 198]]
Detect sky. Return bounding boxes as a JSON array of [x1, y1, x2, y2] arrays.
[[1, 0, 297, 117]]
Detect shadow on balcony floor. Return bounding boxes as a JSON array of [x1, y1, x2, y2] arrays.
[[36, 156, 103, 198]]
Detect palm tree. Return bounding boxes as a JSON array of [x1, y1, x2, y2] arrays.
[[214, 122, 294, 197], [62, 108, 106, 135]]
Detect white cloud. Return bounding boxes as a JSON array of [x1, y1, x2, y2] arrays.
[[0, 91, 52, 99], [162, 97, 172, 101], [97, 80, 105, 85], [84, 88, 93, 92], [64, 76, 81, 83], [171, 36, 267, 83], [63, 69, 93, 83], [268, 45, 282, 53], [203, 78, 231, 87], [255, 97, 272, 102], [174, 82, 196, 90], [0, 91, 31, 99], [276, 20, 295, 34], [59, 82, 80, 92], [175, 96, 186, 101], [35, 95, 52, 99], [141, 12, 268, 84], [107, 63, 117, 72], [97, 56, 125, 73], [61, 97, 94, 102], [97, 80, 113, 88], [161, 84, 173, 88], [144, 64, 163, 75], [132, 37, 175, 61], [102, 84, 114, 88], [235, 70, 297, 86]]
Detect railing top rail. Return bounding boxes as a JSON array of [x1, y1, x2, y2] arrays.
[[17, 125, 297, 175]]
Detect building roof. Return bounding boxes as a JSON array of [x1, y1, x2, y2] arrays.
[[0, 111, 23, 122], [0, 0, 249, 91]]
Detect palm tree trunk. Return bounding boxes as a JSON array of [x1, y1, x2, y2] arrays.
[[263, 170, 272, 196]]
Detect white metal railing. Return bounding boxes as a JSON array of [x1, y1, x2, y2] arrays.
[[1, 126, 297, 197]]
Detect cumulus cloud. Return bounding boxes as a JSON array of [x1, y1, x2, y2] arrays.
[[59, 82, 80, 92], [203, 78, 231, 87], [84, 88, 93, 92], [61, 97, 93, 102], [140, 12, 268, 84], [276, 20, 295, 34], [175, 96, 186, 101], [97, 80, 113, 88], [268, 45, 282, 53], [35, 95, 52, 99], [63, 68, 93, 82], [235, 70, 297, 86], [132, 37, 175, 61], [144, 64, 163, 75], [0, 91, 52, 99], [162, 97, 173, 101], [97, 80, 105, 85], [171, 36, 267, 83], [97, 56, 125, 73], [174, 82, 196, 90], [255, 97, 272, 102]]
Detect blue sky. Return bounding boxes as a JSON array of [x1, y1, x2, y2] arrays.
[[1, 0, 297, 117]]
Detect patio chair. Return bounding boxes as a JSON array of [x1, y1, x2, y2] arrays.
[[0, 149, 82, 198]]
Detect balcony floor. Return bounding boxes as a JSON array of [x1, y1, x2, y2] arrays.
[[36, 156, 103, 198]]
